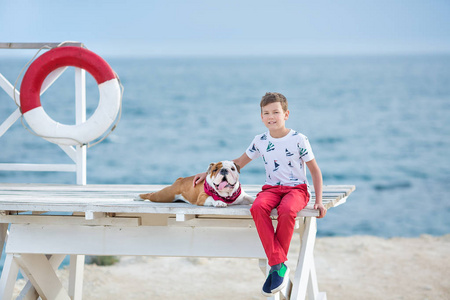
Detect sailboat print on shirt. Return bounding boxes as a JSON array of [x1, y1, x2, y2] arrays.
[[267, 141, 275, 152], [289, 171, 299, 181], [249, 144, 258, 153], [273, 160, 280, 172], [288, 161, 294, 168], [260, 133, 268, 140], [297, 143, 308, 158], [285, 148, 294, 156]]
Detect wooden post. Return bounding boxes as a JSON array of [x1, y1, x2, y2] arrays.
[[75, 67, 86, 185]]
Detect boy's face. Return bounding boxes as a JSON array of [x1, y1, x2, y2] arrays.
[[261, 102, 290, 132]]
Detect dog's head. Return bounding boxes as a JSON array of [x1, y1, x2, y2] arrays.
[[205, 161, 241, 197]]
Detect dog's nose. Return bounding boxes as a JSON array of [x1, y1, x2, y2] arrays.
[[220, 169, 228, 175]]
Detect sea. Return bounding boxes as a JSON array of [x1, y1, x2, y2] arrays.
[[1, 54, 449, 242]]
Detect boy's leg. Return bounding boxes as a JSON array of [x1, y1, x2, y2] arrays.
[[276, 184, 309, 255], [250, 185, 287, 266]]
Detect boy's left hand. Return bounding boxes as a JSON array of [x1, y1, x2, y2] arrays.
[[314, 203, 327, 218]]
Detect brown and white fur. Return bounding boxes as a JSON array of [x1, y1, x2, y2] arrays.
[[139, 161, 254, 207]]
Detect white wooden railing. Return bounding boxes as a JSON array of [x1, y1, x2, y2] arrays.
[[0, 42, 87, 184]]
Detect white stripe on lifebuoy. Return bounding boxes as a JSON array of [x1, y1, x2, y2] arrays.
[[23, 79, 120, 145], [20, 46, 121, 146]]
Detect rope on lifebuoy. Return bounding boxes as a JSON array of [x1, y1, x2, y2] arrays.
[[15, 42, 123, 147]]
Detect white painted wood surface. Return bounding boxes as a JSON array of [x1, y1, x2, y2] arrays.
[[0, 184, 355, 300], [0, 184, 354, 217]]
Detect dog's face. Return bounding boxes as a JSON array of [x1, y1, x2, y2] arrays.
[[205, 161, 241, 197]]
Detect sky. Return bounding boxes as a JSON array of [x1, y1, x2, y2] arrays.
[[1, 0, 450, 57]]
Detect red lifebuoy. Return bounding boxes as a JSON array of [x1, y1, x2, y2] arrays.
[[20, 46, 121, 145]]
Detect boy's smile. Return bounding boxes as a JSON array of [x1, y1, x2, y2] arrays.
[[261, 102, 290, 137]]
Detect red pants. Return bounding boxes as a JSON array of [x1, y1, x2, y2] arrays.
[[250, 184, 309, 266]]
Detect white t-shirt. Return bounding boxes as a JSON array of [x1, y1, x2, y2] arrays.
[[245, 129, 315, 186]]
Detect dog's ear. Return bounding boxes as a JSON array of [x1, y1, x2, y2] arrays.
[[207, 163, 215, 173], [234, 162, 241, 173]]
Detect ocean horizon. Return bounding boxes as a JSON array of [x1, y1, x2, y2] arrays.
[[1, 53, 449, 239]]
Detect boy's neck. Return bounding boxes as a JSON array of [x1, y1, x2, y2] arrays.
[[269, 128, 290, 139]]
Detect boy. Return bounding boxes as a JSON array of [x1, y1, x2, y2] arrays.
[[194, 92, 326, 297]]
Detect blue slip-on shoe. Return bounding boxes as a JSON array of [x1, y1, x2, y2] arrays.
[[261, 272, 273, 297], [270, 263, 290, 294]]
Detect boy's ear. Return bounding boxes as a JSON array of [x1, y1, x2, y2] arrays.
[[284, 109, 290, 120]]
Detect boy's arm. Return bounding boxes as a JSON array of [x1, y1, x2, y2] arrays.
[[233, 153, 251, 169], [306, 158, 326, 218], [193, 153, 251, 187]]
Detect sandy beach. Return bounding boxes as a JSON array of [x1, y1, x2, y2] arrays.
[[12, 234, 450, 300]]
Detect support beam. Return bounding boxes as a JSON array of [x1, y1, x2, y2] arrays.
[[0, 223, 8, 259], [291, 217, 325, 300], [175, 213, 195, 222], [0, 72, 20, 102], [0, 108, 21, 138], [14, 254, 71, 300], [69, 255, 85, 300], [84, 211, 106, 220], [18, 254, 66, 300], [0, 254, 20, 300], [40, 67, 68, 95]]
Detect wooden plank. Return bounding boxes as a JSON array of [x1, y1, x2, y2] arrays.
[[6, 224, 266, 258], [0, 215, 141, 227], [0, 42, 82, 49], [0, 184, 354, 218], [0, 183, 355, 193], [0, 163, 76, 172]]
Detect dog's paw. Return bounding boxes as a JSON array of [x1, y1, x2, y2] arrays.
[[138, 193, 154, 201], [213, 201, 228, 208]]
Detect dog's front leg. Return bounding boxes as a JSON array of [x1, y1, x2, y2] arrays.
[[197, 193, 227, 207], [242, 194, 255, 205], [204, 196, 227, 207]]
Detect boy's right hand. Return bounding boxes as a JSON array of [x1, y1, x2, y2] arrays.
[[193, 172, 207, 187]]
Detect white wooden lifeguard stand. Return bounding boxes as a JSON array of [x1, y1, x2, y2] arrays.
[[0, 42, 88, 185], [0, 43, 355, 300]]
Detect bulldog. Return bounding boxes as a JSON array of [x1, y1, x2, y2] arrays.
[[139, 161, 254, 207]]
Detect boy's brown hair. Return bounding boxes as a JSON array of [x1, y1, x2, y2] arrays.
[[260, 92, 288, 112]]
